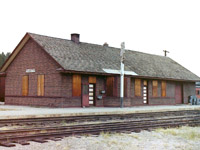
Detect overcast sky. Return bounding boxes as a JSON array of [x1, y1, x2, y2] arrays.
[[1, 0, 200, 76]]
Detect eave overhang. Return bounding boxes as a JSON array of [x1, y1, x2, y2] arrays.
[[59, 69, 199, 82]]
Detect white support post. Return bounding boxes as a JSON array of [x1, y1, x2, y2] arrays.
[[120, 42, 125, 108], [120, 62, 124, 108]]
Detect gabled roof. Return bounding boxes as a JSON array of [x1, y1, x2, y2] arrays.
[[1, 32, 200, 82]]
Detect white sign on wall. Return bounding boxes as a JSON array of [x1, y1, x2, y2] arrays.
[[26, 69, 35, 73], [102, 68, 138, 75]]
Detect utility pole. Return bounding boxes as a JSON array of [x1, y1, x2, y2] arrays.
[[163, 50, 169, 57], [120, 42, 125, 108]]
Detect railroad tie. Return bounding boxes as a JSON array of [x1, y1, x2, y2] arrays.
[[17, 141, 30, 145], [31, 138, 48, 143], [0, 142, 16, 147], [46, 137, 62, 141]]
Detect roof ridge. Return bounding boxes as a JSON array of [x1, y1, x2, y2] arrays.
[[28, 32, 69, 42], [28, 32, 167, 59]]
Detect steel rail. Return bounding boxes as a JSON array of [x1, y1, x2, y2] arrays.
[[0, 110, 199, 127], [0, 115, 199, 147], [0, 114, 199, 135]]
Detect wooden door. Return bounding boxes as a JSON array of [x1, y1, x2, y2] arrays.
[[0, 77, 5, 102], [175, 83, 183, 104], [82, 83, 89, 107], [143, 80, 148, 104], [89, 83, 95, 106]]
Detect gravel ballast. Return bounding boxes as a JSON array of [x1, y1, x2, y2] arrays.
[[1, 126, 200, 150]]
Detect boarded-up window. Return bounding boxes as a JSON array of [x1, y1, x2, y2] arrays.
[[72, 75, 81, 97], [135, 79, 141, 96], [161, 81, 166, 97], [152, 80, 158, 97], [37, 75, 45, 96], [143, 80, 147, 86], [89, 76, 96, 84], [22, 75, 28, 96], [106, 77, 114, 96]]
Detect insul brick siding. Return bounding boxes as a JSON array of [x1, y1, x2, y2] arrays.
[[103, 77, 194, 107], [5, 38, 71, 107], [4, 38, 195, 107], [183, 82, 195, 103]]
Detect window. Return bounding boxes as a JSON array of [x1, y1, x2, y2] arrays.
[[161, 81, 166, 97], [197, 90, 200, 95], [106, 76, 119, 97], [89, 76, 96, 84], [143, 80, 148, 103], [37, 75, 44, 96], [143, 80, 147, 86], [135, 79, 141, 96], [22, 75, 28, 96], [106, 77, 114, 96], [72, 74, 81, 97], [152, 80, 158, 97]]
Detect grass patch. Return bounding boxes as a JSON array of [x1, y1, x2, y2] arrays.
[[100, 131, 112, 138], [127, 134, 140, 139], [100, 131, 123, 137], [155, 126, 200, 140], [155, 127, 178, 136], [0, 108, 14, 111]]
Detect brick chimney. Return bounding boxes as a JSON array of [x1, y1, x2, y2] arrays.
[[71, 33, 80, 43], [103, 42, 109, 47]]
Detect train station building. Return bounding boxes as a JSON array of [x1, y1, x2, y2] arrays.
[[0, 33, 199, 107]]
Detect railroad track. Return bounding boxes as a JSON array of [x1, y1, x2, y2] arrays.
[[0, 112, 200, 147], [0, 109, 199, 127]]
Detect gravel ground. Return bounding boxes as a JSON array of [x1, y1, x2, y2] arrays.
[[1, 126, 200, 150]]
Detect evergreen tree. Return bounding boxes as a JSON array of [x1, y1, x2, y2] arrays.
[[0, 52, 10, 68]]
